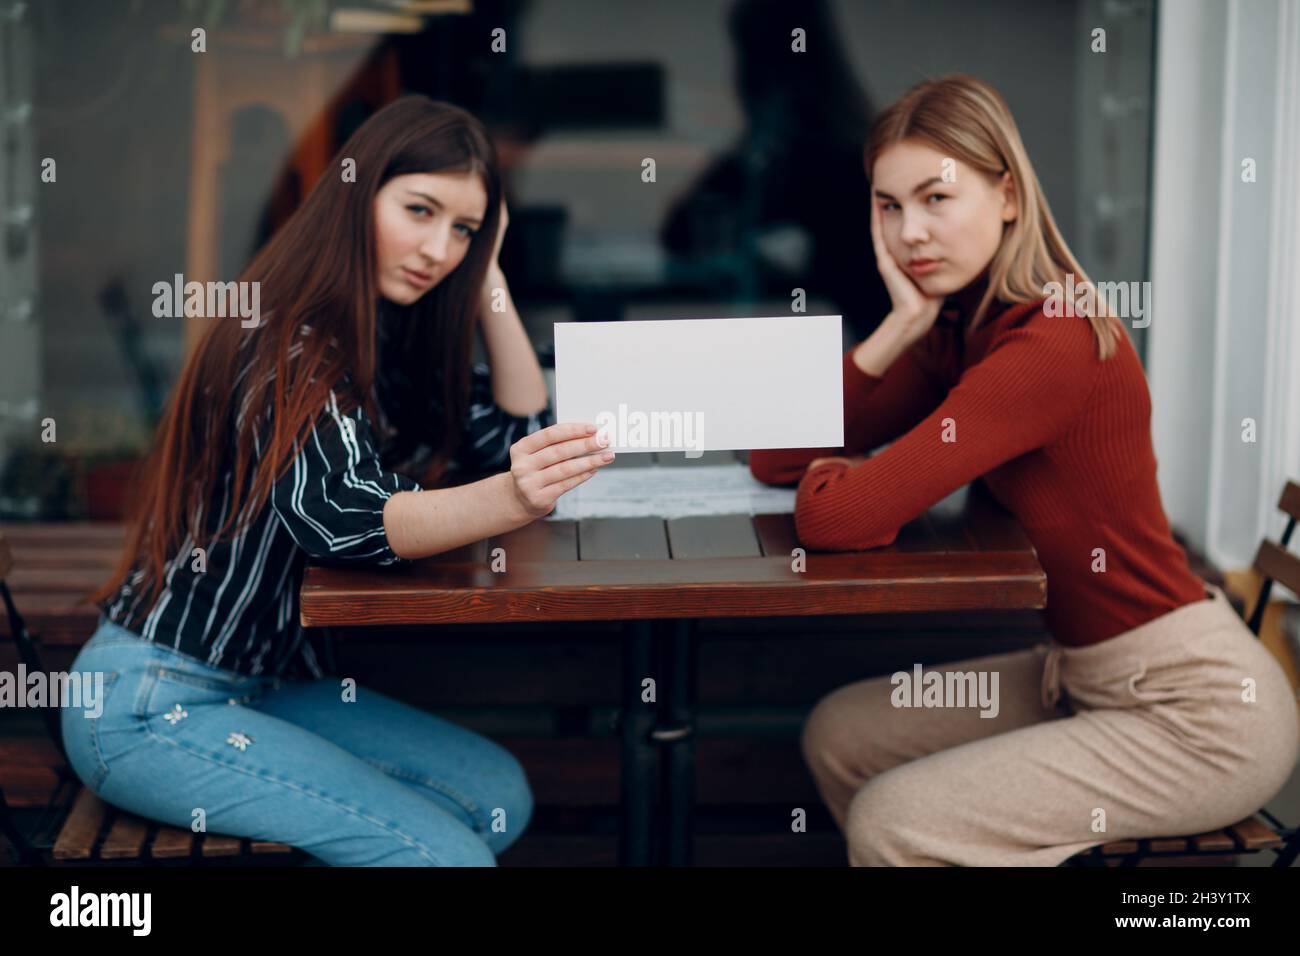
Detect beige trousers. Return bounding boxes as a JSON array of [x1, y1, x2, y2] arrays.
[[802, 584, 1300, 866]]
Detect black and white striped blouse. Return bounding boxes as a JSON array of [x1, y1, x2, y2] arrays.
[[101, 317, 552, 677]]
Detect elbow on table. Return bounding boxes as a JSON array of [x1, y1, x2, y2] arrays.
[[275, 512, 407, 567], [748, 451, 800, 487], [793, 508, 901, 552], [301, 540, 407, 567]]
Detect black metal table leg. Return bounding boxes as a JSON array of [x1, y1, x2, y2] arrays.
[[661, 618, 697, 866], [620, 620, 656, 865], [320, 626, 339, 675]]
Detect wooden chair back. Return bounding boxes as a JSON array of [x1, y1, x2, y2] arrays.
[[1247, 480, 1300, 635]]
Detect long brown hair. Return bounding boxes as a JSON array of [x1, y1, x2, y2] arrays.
[[92, 96, 502, 611], [865, 74, 1123, 359]]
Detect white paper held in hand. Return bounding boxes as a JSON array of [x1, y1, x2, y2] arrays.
[[554, 315, 844, 456]]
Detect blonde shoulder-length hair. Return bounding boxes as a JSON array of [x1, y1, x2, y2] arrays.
[[865, 74, 1123, 360]]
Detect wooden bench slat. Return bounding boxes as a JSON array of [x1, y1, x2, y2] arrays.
[[250, 840, 297, 854], [1228, 816, 1284, 850], [1092, 820, 1278, 860], [199, 833, 244, 857], [1191, 829, 1238, 852], [0, 603, 102, 646], [53, 788, 109, 860], [0, 523, 126, 545], [44, 777, 283, 862], [1099, 839, 1140, 855], [0, 592, 100, 617], [9, 547, 123, 570], [150, 824, 198, 859], [0, 531, 13, 581], [99, 811, 150, 860], [6, 568, 118, 593]]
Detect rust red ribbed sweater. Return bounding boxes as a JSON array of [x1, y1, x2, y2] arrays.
[[749, 298, 1208, 647]]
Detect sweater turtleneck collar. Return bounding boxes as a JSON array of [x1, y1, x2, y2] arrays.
[[939, 272, 993, 326]]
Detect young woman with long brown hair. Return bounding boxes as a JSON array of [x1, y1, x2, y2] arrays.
[[750, 75, 1299, 866], [61, 96, 615, 866]]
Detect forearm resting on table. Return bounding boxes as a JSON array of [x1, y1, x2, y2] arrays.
[[382, 472, 530, 560]]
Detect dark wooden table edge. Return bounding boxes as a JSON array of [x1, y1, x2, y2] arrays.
[[300, 569, 1046, 627]]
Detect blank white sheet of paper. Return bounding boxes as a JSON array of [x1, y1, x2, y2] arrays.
[[554, 315, 844, 454]]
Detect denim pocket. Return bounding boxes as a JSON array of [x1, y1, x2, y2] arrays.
[[134, 663, 262, 718], [79, 671, 121, 792], [153, 666, 248, 694], [130, 663, 165, 718]]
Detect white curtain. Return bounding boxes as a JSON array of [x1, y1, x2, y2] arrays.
[[1149, 0, 1300, 592]]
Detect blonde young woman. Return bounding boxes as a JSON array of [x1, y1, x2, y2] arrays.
[[750, 75, 1299, 866]]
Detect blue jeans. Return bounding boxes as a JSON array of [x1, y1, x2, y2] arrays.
[[59, 616, 533, 866]]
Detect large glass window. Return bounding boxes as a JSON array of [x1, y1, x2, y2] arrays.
[[0, 0, 1156, 520]]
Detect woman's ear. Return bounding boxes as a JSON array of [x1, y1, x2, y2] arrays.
[[999, 170, 1018, 223]]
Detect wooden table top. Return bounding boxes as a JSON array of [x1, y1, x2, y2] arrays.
[[299, 475, 1046, 628]]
